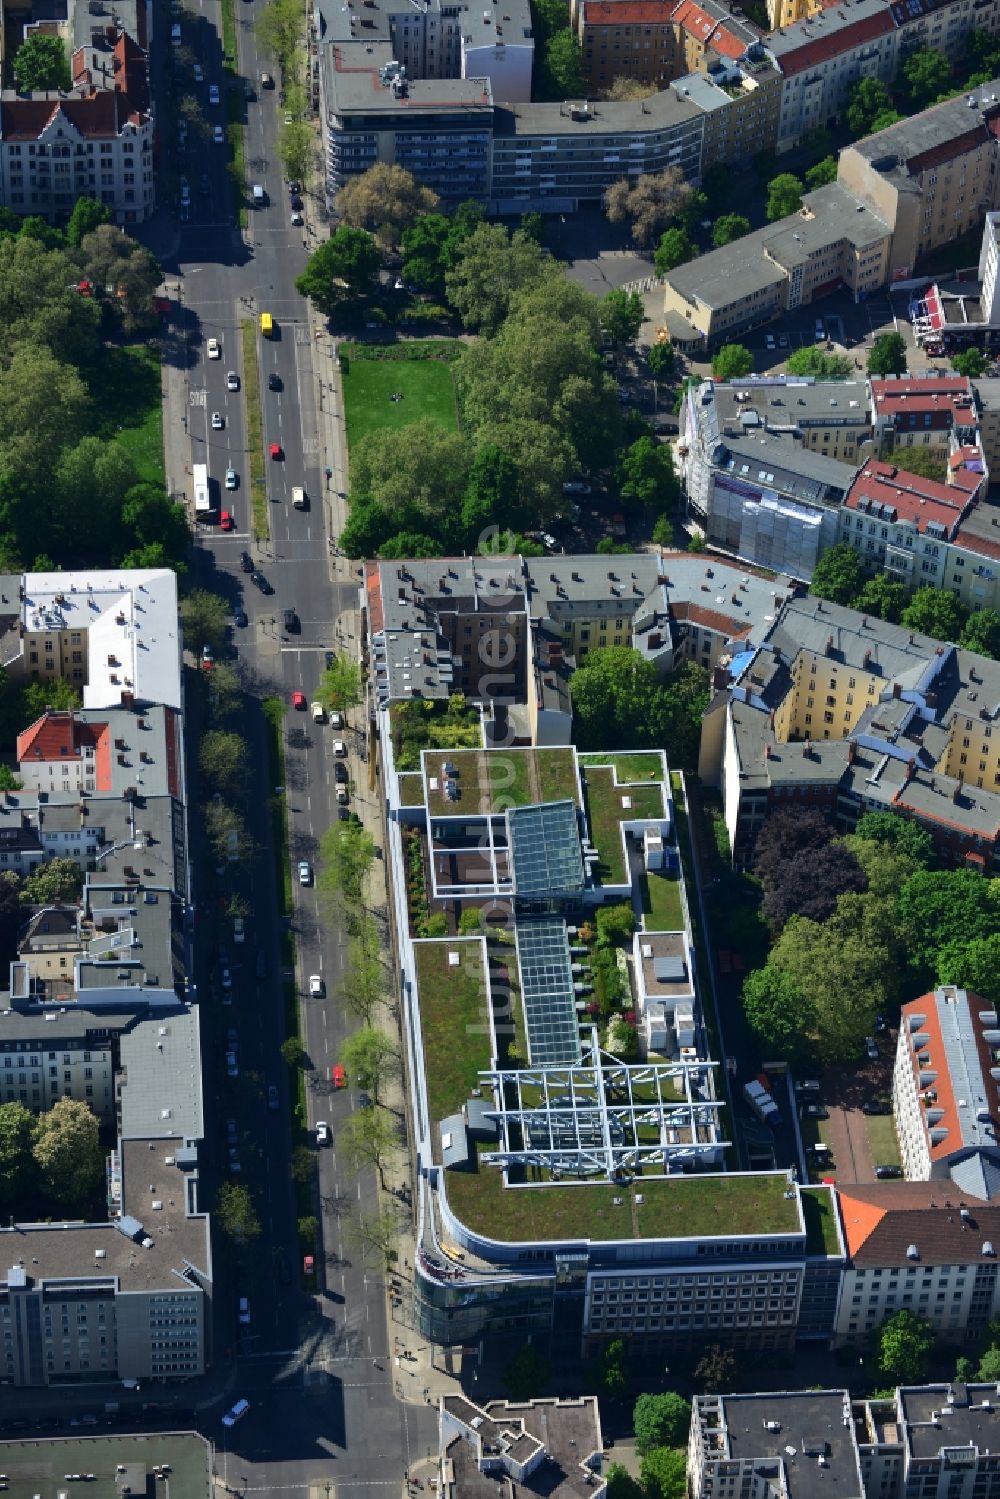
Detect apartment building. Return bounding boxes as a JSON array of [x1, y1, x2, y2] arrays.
[[767, 0, 898, 153], [489, 90, 705, 213], [672, 58, 783, 168], [839, 88, 1000, 278], [839, 459, 984, 582], [663, 182, 892, 349], [871, 375, 982, 455], [3, 569, 183, 712], [893, 987, 1000, 1189], [690, 1384, 1000, 1499], [836, 1184, 1000, 1342], [439, 1396, 606, 1499], [700, 593, 1000, 870], [0, 31, 153, 223], [574, 0, 761, 92], [0, 1007, 210, 1386]]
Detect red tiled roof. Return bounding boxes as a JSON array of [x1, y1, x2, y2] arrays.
[[366, 562, 384, 634], [0, 92, 120, 141], [871, 375, 974, 420], [667, 0, 750, 52], [671, 601, 754, 637], [845, 460, 971, 538], [909, 126, 989, 175], [583, 0, 676, 22], [776, 8, 894, 76], [837, 1182, 1000, 1265], [16, 713, 111, 790]]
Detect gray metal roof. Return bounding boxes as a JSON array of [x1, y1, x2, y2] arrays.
[[720, 431, 858, 501], [514, 916, 581, 1066], [847, 79, 1000, 169], [950, 1154, 1000, 1202]]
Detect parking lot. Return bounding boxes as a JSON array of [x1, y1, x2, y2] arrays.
[[795, 1029, 903, 1185]]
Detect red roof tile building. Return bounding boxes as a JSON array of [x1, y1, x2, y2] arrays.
[[574, 0, 762, 91], [0, 30, 154, 223]]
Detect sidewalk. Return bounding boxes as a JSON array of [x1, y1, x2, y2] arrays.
[[304, 306, 467, 1429]]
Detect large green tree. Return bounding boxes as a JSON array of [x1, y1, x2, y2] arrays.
[[899, 47, 951, 110], [32, 1098, 104, 1210], [198, 731, 248, 798], [445, 224, 559, 335], [544, 29, 585, 94], [847, 77, 896, 137], [180, 589, 231, 653], [900, 586, 969, 642], [868, 332, 908, 377], [634, 1393, 692, 1455], [318, 656, 363, 715], [712, 214, 750, 247], [809, 543, 864, 605], [785, 346, 853, 379], [641, 1448, 688, 1499], [295, 227, 380, 314], [571, 647, 664, 750], [654, 227, 695, 274], [13, 34, 70, 90], [339, 1027, 399, 1103], [897, 868, 1000, 976], [876, 1310, 934, 1384], [712, 344, 753, 381], [961, 609, 1000, 659], [600, 288, 645, 347], [339, 1104, 398, 1190], [935, 932, 1000, 1004], [853, 573, 909, 623], [853, 810, 934, 867], [766, 173, 804, 220], [335, 164, 440, 246], [742, 964, 814, 1062], [952, 348, 987, 378], [0, 1101, 37, 1211], [617, 436, 677, 509], [216, 1181, 262, 1243], [21, 857, 83, 906]]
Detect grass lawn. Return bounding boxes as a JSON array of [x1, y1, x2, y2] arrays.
[[800, 1185, 841, 1256], [584, 769, 665, 885], [579, 752, 666, 783], [341, 355, 459, 449], [535, 747, 581, 804], [865, 1112, 901, 1168], [414, 938, 492, 1131], [641, 871, 684, 932], [446, 1160, 801, 1243], [241, 320, 268, 540], [94, 345, 164, 487], [397, 772, 425, 807], [422, 747, 579, 817]]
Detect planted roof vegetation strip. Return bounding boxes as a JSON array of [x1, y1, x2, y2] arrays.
[[507, 800, 585, 898], [514, 916, 582, 1066]]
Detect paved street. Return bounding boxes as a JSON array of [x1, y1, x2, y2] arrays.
[[131, 0, 439, 1491]]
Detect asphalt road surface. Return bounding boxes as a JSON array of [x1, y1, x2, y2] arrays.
[[141, 0, 436, 1490]]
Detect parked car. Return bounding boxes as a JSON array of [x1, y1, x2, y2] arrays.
[[239, 549, 254, 573], [233, 606, 248, 628], [213, 125, 225, 144], [201, 643, 214, 666], [862, 1099, 891, 1115], [208, 83, 221, 104], [794, 1079, 821, 1094], [329, 710, 343, 728], [332, 739, 346, 757], [267, 1084, 279, 1111], [334, 761, 348, 784], [233, 916, 245, 944], [336, 785, 349, 805], [193, 62, 204, 81], [874, 1164, 902, 1179], [291, 211, 304, 227], [765, 333, 776, 350], [220, 966, 232, 990], [226, 1050, 239, 1078], [316, 1120, 330, 1145], [801, 1104, 828, 1119], [865, 1036, 879, 1060], [297, 860, 311, 885]]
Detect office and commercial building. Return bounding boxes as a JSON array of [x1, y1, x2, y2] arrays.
[[439, 1395, 607, 1498]]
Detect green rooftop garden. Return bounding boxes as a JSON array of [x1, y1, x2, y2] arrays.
[[423, 747, 580, 818], [397, 772, 425, 807], [413, 939, 492, 1131], [445, 1156, 803, 1244], [579, 752, 666, 783], [390, 696, 483, 773], [800, 1186, 842, 1257], [641, 871, 685, 932], [583, 769, 666, 885]]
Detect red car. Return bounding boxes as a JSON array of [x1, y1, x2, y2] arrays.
[[291, 691, 307, 710], [303, 1255, 314, 1274], [331, 1064, 346, 1089], [220, 510, 235, 531], [270, 442, 283, 460]]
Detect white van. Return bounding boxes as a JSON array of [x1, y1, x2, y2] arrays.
[[252, 183, 265, 206], [170, 21, 182, 43], [292, 485, 307, 510]]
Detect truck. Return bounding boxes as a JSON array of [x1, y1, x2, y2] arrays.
[[193, 462, 214, 522], [744, 1075, 781, 1128]]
